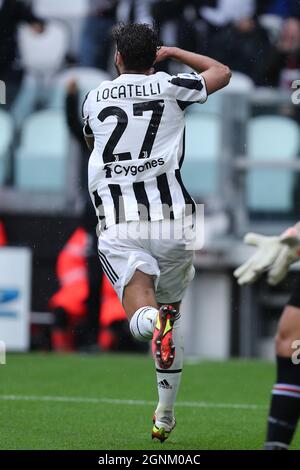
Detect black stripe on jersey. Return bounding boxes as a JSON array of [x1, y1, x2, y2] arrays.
[[92, 190, 106, 231], [99, 259, 116, 284], [170, 77, 203, 91], [179, 128, 186, 169], [81, 91, 90, 119], [133, 182, 151, 221], [175, 169, 196, 216], [156, 173, 174, 219], [83, 122, 93, 137], [98, 255, 118, 284], [98, 251, 118, 284], [177, 100, 198, 111], [99, 251, 119, 280], [98, 251, 116, 284], [108, 184, 126, 225]]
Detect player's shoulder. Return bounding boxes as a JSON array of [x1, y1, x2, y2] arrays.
[[153, 71, 171, 80], [151, 71, 174, 86]]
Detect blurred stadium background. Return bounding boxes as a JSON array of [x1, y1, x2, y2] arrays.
[[0, 1, 300, 366]]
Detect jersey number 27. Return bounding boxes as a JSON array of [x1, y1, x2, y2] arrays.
[[98, 99, 165, 163]]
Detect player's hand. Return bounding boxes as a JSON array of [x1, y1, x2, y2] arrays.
[[234, 225, 300, 286], [155, 46, 175, 63]]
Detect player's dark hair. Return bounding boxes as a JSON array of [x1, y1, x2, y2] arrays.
[[112, 23, 160, 71]]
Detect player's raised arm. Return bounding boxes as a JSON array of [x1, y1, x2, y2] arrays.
[[156, 46, 232, 95]]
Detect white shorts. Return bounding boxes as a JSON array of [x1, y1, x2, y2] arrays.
[[98, 218, 195, 304]]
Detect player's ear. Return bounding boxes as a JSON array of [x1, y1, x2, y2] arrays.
[[115, 50, 122, 66]]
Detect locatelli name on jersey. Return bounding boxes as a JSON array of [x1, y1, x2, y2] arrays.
[[98, 82, 161, 101], [103, 158, 165, 178]]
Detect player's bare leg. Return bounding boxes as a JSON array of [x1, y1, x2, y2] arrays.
[[265, 305, 300, 450], [275, 306, 300, 357], [123, 270, 158, 320], [123, 271, 183, 441]]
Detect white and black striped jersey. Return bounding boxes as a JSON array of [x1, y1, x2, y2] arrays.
[[82, 71, 207, 230]]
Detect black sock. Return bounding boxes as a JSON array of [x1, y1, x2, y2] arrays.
[[265, 356, 300, 450]]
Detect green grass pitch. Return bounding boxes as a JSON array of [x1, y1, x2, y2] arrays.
[[0, 353, 299, 450]]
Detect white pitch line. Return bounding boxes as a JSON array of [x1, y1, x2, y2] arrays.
[[0, 395, 266, 410]]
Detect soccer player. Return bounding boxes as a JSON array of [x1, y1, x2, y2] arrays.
[[234, 224, 300, 449], [82, 22, 231, 441]]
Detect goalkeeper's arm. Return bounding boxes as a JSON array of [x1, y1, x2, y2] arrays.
[[234, 223, 300, 286]]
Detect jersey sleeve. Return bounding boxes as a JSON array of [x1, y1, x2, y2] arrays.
[[168, 72, 208, 109], [82, 92, 93, 137]]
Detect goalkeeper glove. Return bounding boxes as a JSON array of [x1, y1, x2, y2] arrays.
[[234, 223, 300, 286]]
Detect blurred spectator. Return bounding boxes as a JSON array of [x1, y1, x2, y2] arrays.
[[117, 0, 154, 24], [295, 1, 300, 19], [50, 227, 93, 352], [65, 79, 102, 346], [197, 0, 271, 84], [151, 1, 212, 72], [152, 1, 194, 52], [0, 0, 44, 105], [200, 0, 256, 27], [263, 0, 300, 18], [0, 220, 7, 246], [151, 0, 185, 71], [79, 0, 119, 70], [263, 16, 300, 88]]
